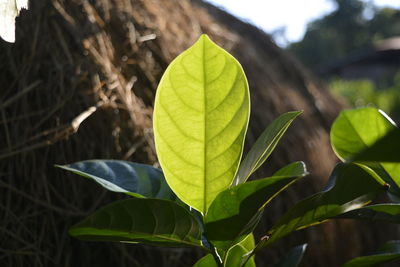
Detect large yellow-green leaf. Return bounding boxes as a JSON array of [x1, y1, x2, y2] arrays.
[[153, 35, 250, 214]]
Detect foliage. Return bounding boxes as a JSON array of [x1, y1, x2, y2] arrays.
[[329, 76, 400, 121], [342, 241, 400, 267], [288, 0, 400, 69], [59, 35, 400, 266]]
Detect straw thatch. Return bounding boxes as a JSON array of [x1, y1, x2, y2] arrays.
[[1, 0, 398, 266]]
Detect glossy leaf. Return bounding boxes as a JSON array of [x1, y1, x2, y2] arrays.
[[193, 254, 218, 267], [330, 108, 400, 187], [205, 162, 307, 251], [257, 163, 386, 249], [153, 34, 250, 214], [69, 198, 203, 248], [343, 240, 400, 267], [234, 111, 302, 186], [337, 204, 400, 223], [274, 243, 307, 267], [56, 160, 176, 200]]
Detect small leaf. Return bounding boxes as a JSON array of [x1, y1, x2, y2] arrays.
[[153, 34, 250, 214], [337, 204, 400, 223], [193, 254, 218, 267], [273, 161, 308, 177], [342, 240, 400, 267], [257, 163, 386, 249], [224, 244, 256, 267], [191, 240, 257, 267], [238, 234, 256, 267], [56, 160, 176, 200], [233, 111, 302, 186], [69, 198, 203, 248], [274, 243, 308, 267], [205, 162, 307, 251], [330, 108, 400, 188]]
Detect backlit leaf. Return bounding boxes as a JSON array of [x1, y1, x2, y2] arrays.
[[69, 198, 203, 248], [193, 254, 218, 267], [330, 108, 400, 188], [256, 163, 386, 249], [234, 111, 302, 186], [193, 235, 256, 267], [205, 162, 307, 251], [224, 244, 256, 267], [153, 34, 250, 214], [352, 129, 400, 163]]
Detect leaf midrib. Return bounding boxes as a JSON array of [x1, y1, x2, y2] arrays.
[[202, 37, 208, 213]]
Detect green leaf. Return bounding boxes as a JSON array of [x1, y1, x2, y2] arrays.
[[205, 162, 307, 251], [224, 244, 256, 267], [238, 234, 256, 267], [274, 243, 307, 267], [272, 161, 308, 177], [342, 240, 400, 267], [56, 160, 176, 200], [352, 129, 400, 163], [153, 34, 250, 214], [234, 111, 302, 186], [69, 198, 203, 248], [193, 236, 256, 267], [337, 204, 400, 223], [257, 163, 386, 249], [330, 108, 400, 187], [193, 254, 218, 267]]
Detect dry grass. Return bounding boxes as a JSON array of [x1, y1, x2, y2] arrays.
[[0, 1, 200, 266]]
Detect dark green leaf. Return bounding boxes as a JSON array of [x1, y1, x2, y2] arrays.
[[343, 240, 400, 267], [337, 204, 400, 223], [205, 162, 307, 251], [56, 160, 175, 200], [69, 198, 203, 248], [330, 108, 400, 188], [233, 111, 302, 185], [193, 254, 218, 267], [257, 163, 386, 249], [274, 243, 307, 267]]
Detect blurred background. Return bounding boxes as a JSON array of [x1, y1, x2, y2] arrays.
[[210, 0, 400, 121], [0, 0, 399, 266]]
